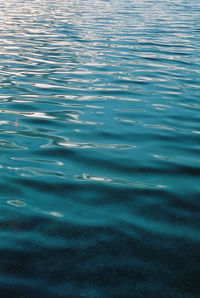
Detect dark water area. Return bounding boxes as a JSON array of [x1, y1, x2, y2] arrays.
[[0, 0, 200, 297]]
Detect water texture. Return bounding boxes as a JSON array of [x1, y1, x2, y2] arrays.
[[0, 0, 200, 297]]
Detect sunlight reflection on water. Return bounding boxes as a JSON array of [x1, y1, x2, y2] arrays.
[[0, 0, 200, 297]]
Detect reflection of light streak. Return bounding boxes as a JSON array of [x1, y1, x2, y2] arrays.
[[15, 115, 18, 127]]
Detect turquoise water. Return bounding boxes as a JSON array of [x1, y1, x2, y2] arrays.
[[0, 0, 200, 296]]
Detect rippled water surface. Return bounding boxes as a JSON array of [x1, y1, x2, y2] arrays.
[[0, 0, 200, 297]]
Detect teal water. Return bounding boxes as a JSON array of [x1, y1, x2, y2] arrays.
[[0, 0, 200, 297]]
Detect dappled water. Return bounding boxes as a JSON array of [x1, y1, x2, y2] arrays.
[[0, 0, 200, 297]]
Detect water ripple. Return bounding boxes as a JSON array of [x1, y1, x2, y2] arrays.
[[0, 0, 200, 297]]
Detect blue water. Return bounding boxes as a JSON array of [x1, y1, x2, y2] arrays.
[[0, 0, 200, 296]]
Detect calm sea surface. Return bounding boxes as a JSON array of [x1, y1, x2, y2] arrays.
[[0, 0, 200, 297]]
